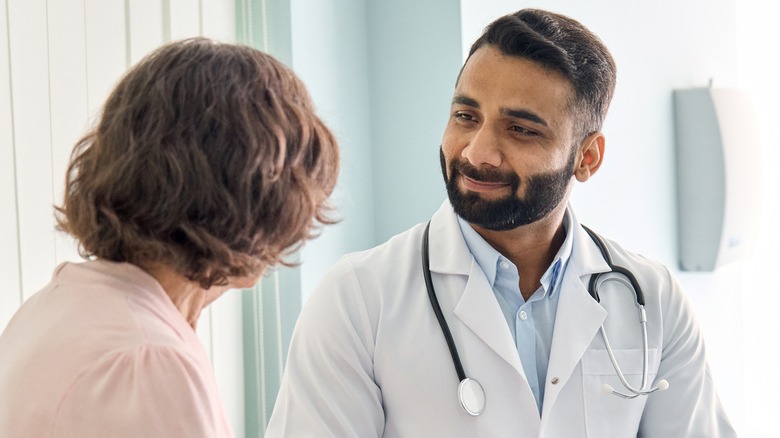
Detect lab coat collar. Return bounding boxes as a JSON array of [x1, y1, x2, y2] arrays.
[[427, 201, 611, 278], [455, 210, 574, 299], [568, 208, 611, 278], [428, 201, 472, 276]]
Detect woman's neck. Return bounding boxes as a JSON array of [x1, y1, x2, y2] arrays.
[[144, 264, 229, 330]]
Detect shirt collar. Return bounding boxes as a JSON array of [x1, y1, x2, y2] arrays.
[[456, 206, 575, 298]]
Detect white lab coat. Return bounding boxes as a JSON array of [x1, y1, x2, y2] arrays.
[[266, 202, 736, 437]]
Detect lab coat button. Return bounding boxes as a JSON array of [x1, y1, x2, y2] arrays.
[[519, 310, 528, 321], [551, 377, 560, 385]]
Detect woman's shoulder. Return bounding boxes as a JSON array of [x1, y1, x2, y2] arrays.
[[0, 263, 222, 437]]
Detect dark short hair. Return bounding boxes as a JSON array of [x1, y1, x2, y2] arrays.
[[465, 9, 617, 138], [56, 38, 339, 288]]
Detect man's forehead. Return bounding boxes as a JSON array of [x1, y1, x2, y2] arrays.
[[456, 48, 573, 109], [459, 45, 571, 82]]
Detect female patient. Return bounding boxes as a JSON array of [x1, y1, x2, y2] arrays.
[[0, 38, 338, 437]]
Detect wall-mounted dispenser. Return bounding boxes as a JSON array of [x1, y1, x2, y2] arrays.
[[673, 86, 762, 271]]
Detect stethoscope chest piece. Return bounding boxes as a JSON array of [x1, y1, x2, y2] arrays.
[[458, 378, 485, 416]]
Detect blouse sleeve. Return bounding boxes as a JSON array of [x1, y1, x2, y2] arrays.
[[51, 344, 229, 438]]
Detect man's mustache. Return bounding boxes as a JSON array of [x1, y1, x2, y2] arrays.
[[450, 159, 520, 186]]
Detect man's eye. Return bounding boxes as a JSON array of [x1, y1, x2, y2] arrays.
[[510, 125, 538, 136], [454, 112, 476, 122]]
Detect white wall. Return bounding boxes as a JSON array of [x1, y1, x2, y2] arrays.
[[0, 1, 246, 436], [460, 0, 763, 435], [735, 3, 780, 436]]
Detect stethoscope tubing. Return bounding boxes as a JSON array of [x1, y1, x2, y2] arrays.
[[582, 226, 665, 398], [582, 225, 646, 306], [421, 222, 467, 382], [421, 221, 667, 414]]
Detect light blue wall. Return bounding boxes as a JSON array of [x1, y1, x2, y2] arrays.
[[290, 0, 376, 302], [287, 0, 463, 299], [367, 0, 461, 244]]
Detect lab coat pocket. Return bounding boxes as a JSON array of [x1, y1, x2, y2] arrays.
[[581, 348, 659, 437]]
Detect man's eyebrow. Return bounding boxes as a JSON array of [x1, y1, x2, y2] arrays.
[[502, 108, 548, 127], [452, 95, 479, 108], [452, 95, 549, 127]]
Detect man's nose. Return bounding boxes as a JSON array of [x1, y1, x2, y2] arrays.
[[461, 125, 502, 168]]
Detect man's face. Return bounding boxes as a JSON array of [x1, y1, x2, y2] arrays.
[[440, 45, 580, 231]]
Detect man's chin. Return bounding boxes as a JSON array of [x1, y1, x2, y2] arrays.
[[457, 212, 525, 232]]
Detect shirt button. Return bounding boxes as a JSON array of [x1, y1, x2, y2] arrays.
[[500, 261, 509, 270], [519, 310, 528, 321]]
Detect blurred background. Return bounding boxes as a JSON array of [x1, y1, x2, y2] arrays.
[[1, 0, 777, 436]]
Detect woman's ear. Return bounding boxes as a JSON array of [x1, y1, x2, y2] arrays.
[[574, 132, 605, 182]]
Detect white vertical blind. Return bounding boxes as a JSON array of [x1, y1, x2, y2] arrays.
[[7, 0, 56, 301], [169, 0, 201, 40], [47, 0, 88, 267], [210, 290, 246, 437], [0, 2, 243, 436], [84, 0, 126, 115], [201, 0, 235, 43], [0, 0, 22, 330], [127, 0, 165, 65]]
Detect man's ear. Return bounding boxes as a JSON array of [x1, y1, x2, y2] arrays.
[[574, 132, 605, 182]]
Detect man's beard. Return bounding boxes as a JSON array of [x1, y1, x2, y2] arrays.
[[440, 147, 576, 231]]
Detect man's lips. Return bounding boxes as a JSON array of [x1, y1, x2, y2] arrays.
[[461, 175, 512, 193]]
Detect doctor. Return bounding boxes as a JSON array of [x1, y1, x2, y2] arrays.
[[266, 8, 736, 437]]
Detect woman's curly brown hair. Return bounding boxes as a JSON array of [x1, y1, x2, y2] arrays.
[[56, 38, 339, 288]]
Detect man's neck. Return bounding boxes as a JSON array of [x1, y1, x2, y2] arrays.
[[471, 205, 567, 300]]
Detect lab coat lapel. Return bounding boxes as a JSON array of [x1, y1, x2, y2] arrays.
[[428, 202, 527, 380], [541, 214, 610, 420], [453, 260, 526, 378]]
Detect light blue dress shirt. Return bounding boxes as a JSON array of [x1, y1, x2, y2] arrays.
[[456, 210, 574, 414]]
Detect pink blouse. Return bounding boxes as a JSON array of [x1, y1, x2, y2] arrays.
[[0, 260, 233, 437]]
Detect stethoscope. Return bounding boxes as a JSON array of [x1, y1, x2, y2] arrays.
[[421, 222, 669, 416]]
